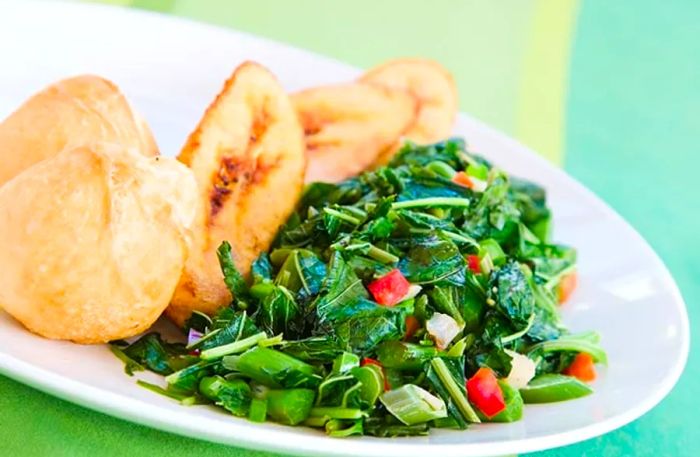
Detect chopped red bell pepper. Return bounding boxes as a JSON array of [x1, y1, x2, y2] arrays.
[[558, 271, 578, 304], [361, 357, 382, 368], [563, 353, 596, 383], [404, 315, 420, 340], [452, 171, 474, 189], [467, 255, 481, 274], [367, 269, 410, 306], [361, 357, 391, 391], [466, 367, 506, 418]]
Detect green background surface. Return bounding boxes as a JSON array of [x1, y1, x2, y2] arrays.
[[1, 1, 697, 456]]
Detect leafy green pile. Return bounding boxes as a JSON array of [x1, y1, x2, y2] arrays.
[[114, 138, 605, 437]]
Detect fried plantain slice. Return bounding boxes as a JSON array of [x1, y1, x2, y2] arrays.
[[293, 83, 416, 183], [0, 75, 158, 187], [168, 62, 306, 326], [360, 58, 458, 163]]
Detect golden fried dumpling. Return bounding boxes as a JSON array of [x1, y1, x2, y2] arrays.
[[0, 75, 158, 187], [0, 142, 196, 343]]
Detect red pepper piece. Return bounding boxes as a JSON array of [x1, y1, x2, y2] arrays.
[[452, 171, 474, 188], [558, 271, 578, 304], [361, 357, 382, 368], [466, 367, 506, 418], [404, 315, 420, 340], [367, 269, 410, 306], [563, 353, 597, 383], [467, 254, 481, 274]]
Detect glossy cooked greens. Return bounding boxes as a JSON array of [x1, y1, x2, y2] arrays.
[[114, 138, 605, 437]]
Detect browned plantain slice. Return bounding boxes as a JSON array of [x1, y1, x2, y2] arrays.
[[167, 62, 306, 326], [0, 75, 158, 187], [293, 83, 416, 183], [360, 58, 458, 163]]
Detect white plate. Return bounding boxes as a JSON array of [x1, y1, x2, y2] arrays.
[[0, 2, 689, 456]]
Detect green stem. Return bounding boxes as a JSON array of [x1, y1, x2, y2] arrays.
[[326, 419, 364, 437], [236, 347, 320, 388], [392, 197, 471, 210], [137, 380, 189, 402], [342, 205, 368, 218], [109, 345, 143, 375], [426, 161, 458, 178], [258, 334, 284, 347], [341, 382, 363, 408], [248, 398, 268, 422], [440, 230, 479, 247], [265, 388, 316, 425], [323, 207, 361, 225], [366, 244, 400, 264], [309, 407, 366, 420], [200, 332, 267, 360], [527, 333, 607, 364], [303, 415, 329, 427], [316, 375, 355, 406], [430, 358, 480, 423], [342, 241, 400, 264]]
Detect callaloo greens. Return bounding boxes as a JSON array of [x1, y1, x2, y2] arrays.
[[114, 138, 604, 437]]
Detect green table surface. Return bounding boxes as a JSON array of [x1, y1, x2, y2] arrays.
[[1, 1, 697, 456]]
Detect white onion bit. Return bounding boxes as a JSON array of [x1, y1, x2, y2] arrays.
[[505, 349, 536, 389], [187, 328, 204, 346], [426, 313, 462, 350]]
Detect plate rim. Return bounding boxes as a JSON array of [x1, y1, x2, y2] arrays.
[[0, 2, 690, 456]]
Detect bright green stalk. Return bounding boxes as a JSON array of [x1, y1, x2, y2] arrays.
[[430, 358, 480, 423], [265, 388, 316, 425], [323, 207, 361, 225], [392, 197, 471, 210], [309, 407, 367, 420], [235, 346, 320, 388], [200, 332, 267, 360]]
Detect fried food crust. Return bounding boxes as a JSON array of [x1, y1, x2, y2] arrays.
[[0, 75, 158, 187], [293, 83, 416, 183], [360, 58, 458, 164], [168, 62, 306, 326], [0, 142, 197, 343]]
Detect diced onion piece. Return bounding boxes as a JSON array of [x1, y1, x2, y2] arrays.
[[426, 313, 462, 350], [400, 284, 423, 302], [504, 349, 536, 389], [470, 177, 488, 192], [187, 328, 204, 346]]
